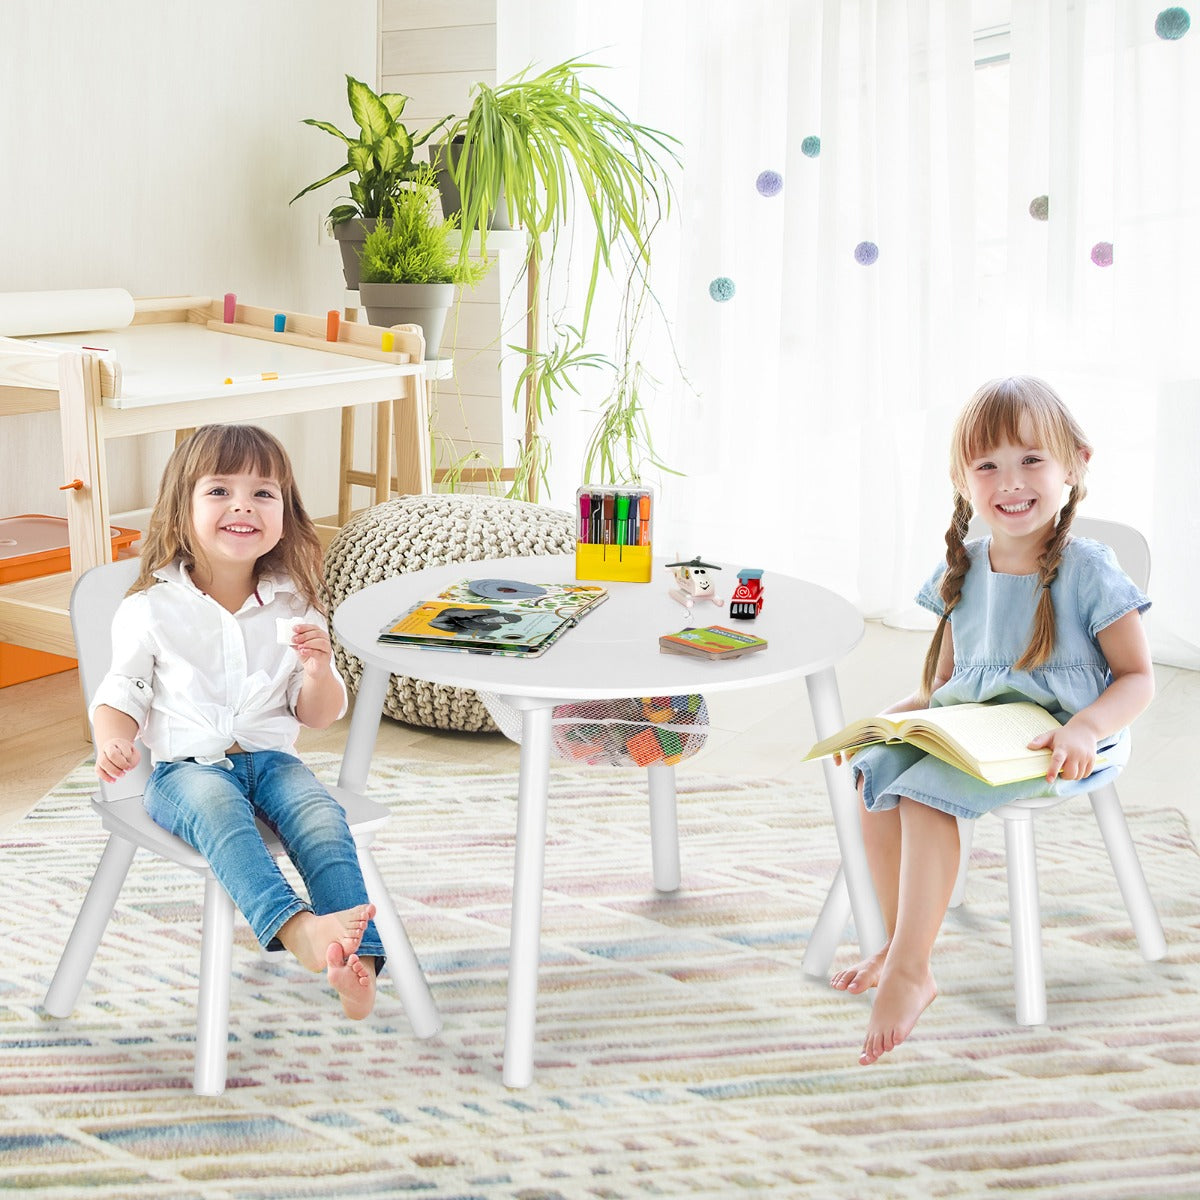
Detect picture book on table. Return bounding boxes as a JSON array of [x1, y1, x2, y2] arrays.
[[378, 577, 607, 658]]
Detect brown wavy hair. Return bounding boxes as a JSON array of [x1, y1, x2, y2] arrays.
[[130, 424, 326, 611], [919, 376, 1093, 702]]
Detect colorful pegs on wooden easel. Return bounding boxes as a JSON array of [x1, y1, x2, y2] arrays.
[[326, 310, 339, 342], [273, 313, 286, 333], [381, 330, 394, 352]]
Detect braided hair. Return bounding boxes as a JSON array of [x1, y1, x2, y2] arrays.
[[918, 377, 1093, 703]]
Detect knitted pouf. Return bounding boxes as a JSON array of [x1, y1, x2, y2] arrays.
[[323, 493, 575, 731]]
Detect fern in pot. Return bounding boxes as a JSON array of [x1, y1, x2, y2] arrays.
[[357, 165, 490, 357]]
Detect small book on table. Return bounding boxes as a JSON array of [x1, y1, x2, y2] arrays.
[[659, 624, 768, 660]]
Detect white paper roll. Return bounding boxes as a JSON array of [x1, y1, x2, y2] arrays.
[[0, 289, 136, 337]]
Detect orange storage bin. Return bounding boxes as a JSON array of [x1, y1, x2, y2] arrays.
[[0, 515, 140, 687]]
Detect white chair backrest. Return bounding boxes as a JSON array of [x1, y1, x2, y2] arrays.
[[70, 557, 152, 801], [964, 515, 1149, 590]]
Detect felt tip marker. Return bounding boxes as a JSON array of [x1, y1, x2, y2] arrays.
[[615, 492, 630, 545], [578, 493, 591, 542], [223, 371, 279, 384]]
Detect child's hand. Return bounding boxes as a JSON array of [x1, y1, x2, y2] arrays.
[[1028, 723, 1098, 784], [96, 738, 140, 783], [290, 623, 334, 677]]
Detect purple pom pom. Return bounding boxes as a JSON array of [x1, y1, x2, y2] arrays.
[[755, 170, 783, 197], [854, 241, 879, 266], [1090, 241, 1114, 267]]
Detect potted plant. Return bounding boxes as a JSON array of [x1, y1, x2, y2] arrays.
[[290, 75, 452, 288], [356, 165, 490, 355], [436, 57, 682, 498]]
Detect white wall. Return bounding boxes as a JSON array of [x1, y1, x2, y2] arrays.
[[0, 0, 376, 523]]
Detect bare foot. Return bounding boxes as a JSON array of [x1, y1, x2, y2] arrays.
[[278, 903, 375, 973], [831, 943, 889, 993], [858, 964, 937, 1065], [327, 943, 376, 1020]]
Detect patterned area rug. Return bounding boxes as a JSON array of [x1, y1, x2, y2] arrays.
[[2, 755, 1199, 1200]]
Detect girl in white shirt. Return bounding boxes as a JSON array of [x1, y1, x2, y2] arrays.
[[91, 424, 382, 1020]]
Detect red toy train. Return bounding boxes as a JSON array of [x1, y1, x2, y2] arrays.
[[728, 568, 764, 619]]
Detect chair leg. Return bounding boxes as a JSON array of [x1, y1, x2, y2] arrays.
[[949, 816, 973, 909], [1089, 784, 1167, 961], [44, 835, 138, 1018], [647, 762, 680, 893], [357, 847, 443, 1039], [193, 876, 234, 1096], [1004, 810, 1047, 1026]]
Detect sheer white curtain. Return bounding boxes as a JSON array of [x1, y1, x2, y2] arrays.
[[512, 0, 1198, 664], [526, 0, 978, 619], [994, 0, 1200, 667]]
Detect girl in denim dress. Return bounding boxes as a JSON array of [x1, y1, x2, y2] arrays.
[[833, 378, 1154, 1066], [90, 424, 382, 1020]]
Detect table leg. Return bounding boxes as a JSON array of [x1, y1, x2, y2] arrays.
[[647, 762, 681, 892], [337, 663, 389, 794], [502, 702, 553, 1089], [804, 667, 886, 972]]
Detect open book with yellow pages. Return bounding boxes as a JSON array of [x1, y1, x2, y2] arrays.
[[803, 701, 1094, 787]]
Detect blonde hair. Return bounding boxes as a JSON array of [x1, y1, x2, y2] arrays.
[[131, 424, 327, 610], [919, 376, 1093, 702]]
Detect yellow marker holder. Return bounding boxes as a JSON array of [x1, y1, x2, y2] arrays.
[[574, 485, 653, 583], [576, 541, 652, 583]]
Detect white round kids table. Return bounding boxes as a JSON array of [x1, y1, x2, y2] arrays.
[[333, 553, 883, 1088]]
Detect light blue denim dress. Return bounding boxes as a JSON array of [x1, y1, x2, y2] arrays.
[[854, 536, 1151, 819]]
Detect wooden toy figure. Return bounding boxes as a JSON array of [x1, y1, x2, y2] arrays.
[[666, 556, 724, 615], [728, 568, 765, 619]]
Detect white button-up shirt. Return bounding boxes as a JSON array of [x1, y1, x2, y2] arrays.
[[89, 560, 347, 765]]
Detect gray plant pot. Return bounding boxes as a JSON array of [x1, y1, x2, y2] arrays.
[[332, 218, 380, 289], [432, 137, 512, 231], [358, 282, 456, 355]]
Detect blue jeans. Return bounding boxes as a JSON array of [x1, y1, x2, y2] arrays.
[[144, 751, 383, 960]]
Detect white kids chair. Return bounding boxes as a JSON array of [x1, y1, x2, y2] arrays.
[[950, 516, 1166, 1025], [43, 557, 442, 1095]]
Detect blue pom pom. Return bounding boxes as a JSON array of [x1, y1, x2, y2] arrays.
[[1090, 241, 1114, 267], [1029, 195, 1049, 221], [755, 170, 783, 197], [854, 241, 879, 266], [801, 135, 822, 158], [709, 276, 736, 302], [1155, 6, 1191, 38]]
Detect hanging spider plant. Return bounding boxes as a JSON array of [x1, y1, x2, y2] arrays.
[[441, 56, 683, 497]]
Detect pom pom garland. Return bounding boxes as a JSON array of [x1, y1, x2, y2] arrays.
[[801, 135, 822, 158], [708, 276, 736, 302], [1155, 7, 1191, 38], [854, 241, 880, 266], [1090, 241, 1114, 267], [755, 169, 783, 197]]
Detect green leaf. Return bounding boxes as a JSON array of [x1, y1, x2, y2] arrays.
[[290, 162, 352, 204], [299, 117, 352, 144], [346, 75, 391, 143], [380, 91, 409, 122]]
